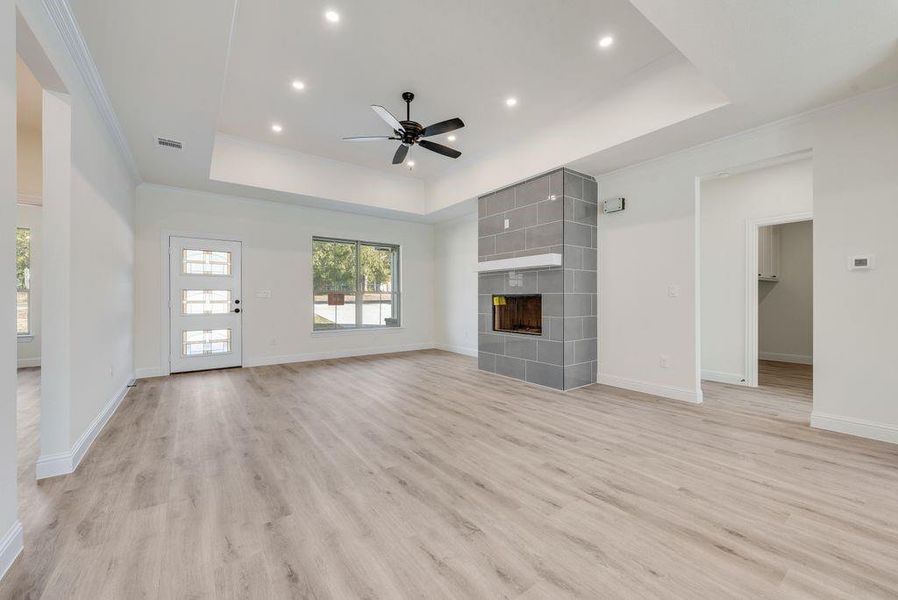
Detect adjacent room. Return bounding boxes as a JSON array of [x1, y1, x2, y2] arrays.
[[3, 2, 898, 598]]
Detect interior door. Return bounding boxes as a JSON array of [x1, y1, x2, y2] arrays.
[[169, 236, 242, 373]]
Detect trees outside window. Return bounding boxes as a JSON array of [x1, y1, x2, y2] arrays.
[[312, 237, 400, 330]]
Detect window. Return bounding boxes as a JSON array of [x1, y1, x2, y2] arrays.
[[16, 228, 31, 336], [182, 329, 231, 356], [312, 237, 400, 330], [182, 249, 231, 275], [181, 290, 231, 315]]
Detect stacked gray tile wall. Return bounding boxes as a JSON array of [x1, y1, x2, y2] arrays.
[[562, 170, 598, 389], [477, 168, 597, 390]]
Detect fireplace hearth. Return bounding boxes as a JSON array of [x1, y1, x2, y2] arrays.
[[493, 295, 542, 336]]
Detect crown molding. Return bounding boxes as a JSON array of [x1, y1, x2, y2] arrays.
[[42, 0, 142, 183]]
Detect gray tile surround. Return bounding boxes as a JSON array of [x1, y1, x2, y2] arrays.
[[478, 168, 597, 390]]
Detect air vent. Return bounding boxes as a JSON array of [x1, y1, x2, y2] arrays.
[[155, 137, 183, 150]]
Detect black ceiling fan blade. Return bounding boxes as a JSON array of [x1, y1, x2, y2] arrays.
[[421, 117, 465, 138], [342, 136, 397, 142], [392, 144, 410, 164], [419, 139, 462, 159], [371, 105, 406, 134]]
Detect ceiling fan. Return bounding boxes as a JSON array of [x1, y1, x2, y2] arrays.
[[343, 92, 464, 165]]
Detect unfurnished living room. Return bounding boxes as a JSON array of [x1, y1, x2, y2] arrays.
[[3, 1, 898, 598]]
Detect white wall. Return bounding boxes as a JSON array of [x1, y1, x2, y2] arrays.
[[16, 204, 41, 367], [14, 2, 137, 477], [1, 0, 21, 579], [433, 212, 478, 356], [759, 221, 813, 364], [134, 184, 436, 376], [700, 158, 813, 382], [16, 126, 39, 198], [595, 86, 898, 442]]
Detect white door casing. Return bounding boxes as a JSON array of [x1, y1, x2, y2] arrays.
[[169, 236, 242, 373]]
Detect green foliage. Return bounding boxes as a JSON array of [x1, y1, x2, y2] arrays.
[[16, 228, 30, 290], [313, 240, 395, 293], [313, 240, 356, 293], [359, 244, 392, 291]]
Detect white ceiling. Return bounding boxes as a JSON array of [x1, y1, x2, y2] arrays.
[[569, 0, 898, 175], [218, 0, 678, 180], [67, 0, 898, 220]]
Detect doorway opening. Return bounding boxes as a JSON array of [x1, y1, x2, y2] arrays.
[[698, 153, 813, 401], [756, 220, 813, 392]]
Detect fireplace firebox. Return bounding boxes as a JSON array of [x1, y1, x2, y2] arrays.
[[492, 295, 542, 336]]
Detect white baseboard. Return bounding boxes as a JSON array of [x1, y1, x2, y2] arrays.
[[701, 370, 747, 385], [17, 357, 41, 368], [36, 375, 135, 480], [434, 343, 478, 357], [135, 367, 167, 379], [759, 352, 813, 365], [0, 520, 23, 583], [596, 373, 703, 404], [811, 411, 898, 445], [243, 342, 436, 368]]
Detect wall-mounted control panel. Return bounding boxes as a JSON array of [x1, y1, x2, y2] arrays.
[[848, 255, 874, 271], [603, 197, 625, 214]]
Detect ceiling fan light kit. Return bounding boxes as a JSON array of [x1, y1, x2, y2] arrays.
[[343, 91, 464, 165]]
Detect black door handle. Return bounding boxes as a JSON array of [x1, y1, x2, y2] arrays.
[[234, 308, 241, 313]]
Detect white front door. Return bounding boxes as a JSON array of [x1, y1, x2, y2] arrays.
[[169, 236, 243, 373]]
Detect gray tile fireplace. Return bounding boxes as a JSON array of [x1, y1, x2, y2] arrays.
[[477, 168, 598, 390]]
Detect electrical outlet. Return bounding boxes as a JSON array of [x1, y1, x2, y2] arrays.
[[659, 355, 670, 368], [667, 285, 680, 298]]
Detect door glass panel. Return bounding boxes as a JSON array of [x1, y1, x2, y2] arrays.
[[182, 329, 231, 356], [182, 249, 231, 275], [181, 290, 231, 315]]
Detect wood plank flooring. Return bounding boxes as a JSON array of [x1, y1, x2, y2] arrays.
[[3, 352, 898, 599]]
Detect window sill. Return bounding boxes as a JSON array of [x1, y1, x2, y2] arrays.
[[311, 326, 404, 336], [17, 335, 34, 343]]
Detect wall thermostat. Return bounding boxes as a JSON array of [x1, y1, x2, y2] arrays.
[[603, 197, 625, 214], [848, 255, 874, 271]]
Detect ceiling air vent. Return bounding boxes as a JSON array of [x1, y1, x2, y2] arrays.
[[155, 136, 183, 150]]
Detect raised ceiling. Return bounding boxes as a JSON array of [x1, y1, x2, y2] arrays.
[[67, 0, 898, 220], [218, 0, 679, 180]]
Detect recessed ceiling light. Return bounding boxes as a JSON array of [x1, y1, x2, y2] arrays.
[[447, 135, 456, 142], [291, 80, 305, 91], [407, 160, 415, 168], [271, 123, 283, 133], [598, 36, 614, 48], [325, 9, 340, 23], [505, 97, 518, 107]]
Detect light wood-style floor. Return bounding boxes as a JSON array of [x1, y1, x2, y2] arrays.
[[4, 353, 898, 599]]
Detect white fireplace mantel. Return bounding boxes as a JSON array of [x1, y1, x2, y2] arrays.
[[476, 253, 563, 273]]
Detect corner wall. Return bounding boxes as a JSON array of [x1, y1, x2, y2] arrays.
[[595, 86, 898, 442], [15, 2, 137, 479], [434, 213, 478, 356], [1, 0, 22, 580]]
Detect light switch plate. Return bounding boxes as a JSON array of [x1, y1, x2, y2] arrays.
[[256, 290, 272, 298]]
